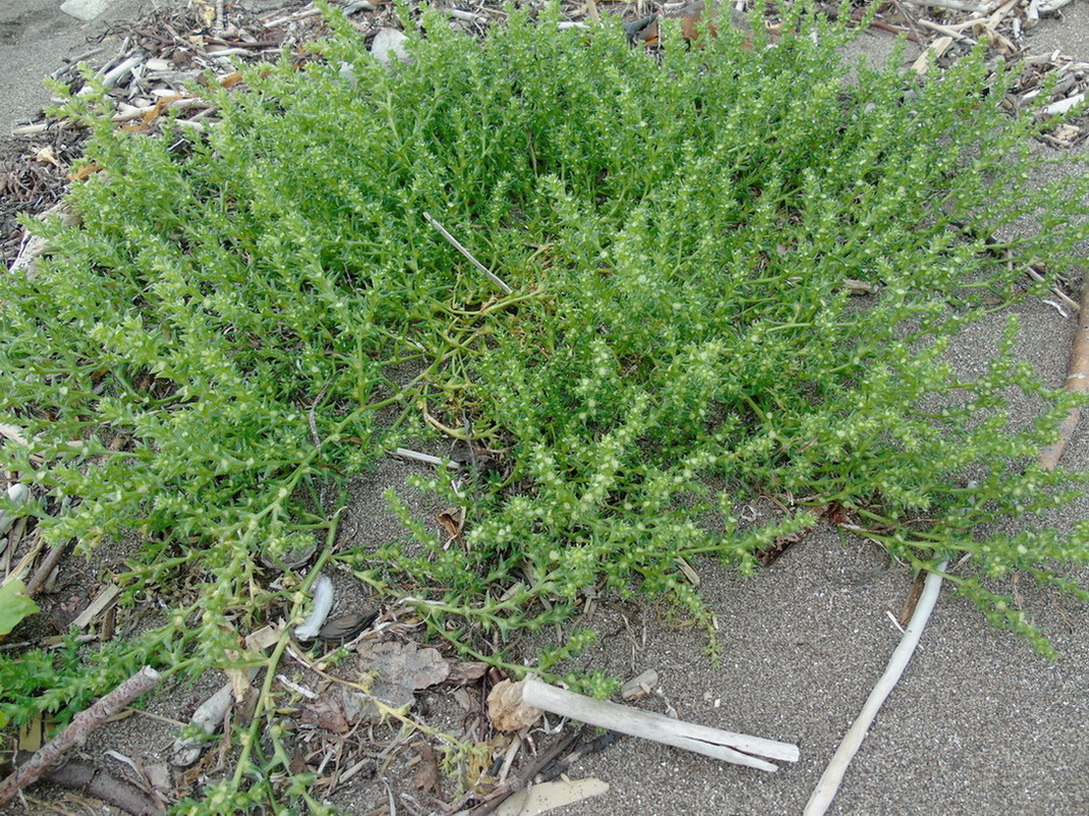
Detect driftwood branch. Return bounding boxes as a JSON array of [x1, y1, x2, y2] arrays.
[[803, 563, 947, 815], [518, 676, 799, 772], [423, 211, 513, 294], [18, 758, 165, 815], [0, 666, 161, 807], [1039, 277, 1089, 470]]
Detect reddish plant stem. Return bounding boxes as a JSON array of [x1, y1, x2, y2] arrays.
[[0, 666, 161, 808]]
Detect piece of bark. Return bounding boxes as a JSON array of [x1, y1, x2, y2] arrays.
[[0, 666, 161, 807], [488, 679, 543, 732], [517, 677, 798, 771]]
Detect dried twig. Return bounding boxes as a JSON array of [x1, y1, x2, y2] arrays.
[[423, 211, 513, 294], [917, 18, 978, 44], [804, 563, 947, 816], [1039, 278, 1089, 469], [461, 728, 585, 815], [1026, 265, 1080, 313], [388, 447, 462, 470], [0, 666, 161, 807], [901, 0, 986, 12]]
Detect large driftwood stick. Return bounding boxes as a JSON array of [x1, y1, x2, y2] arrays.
[[0, 666, 161, 807], [1039, 277, 1089, 470], [35, 759, 164, 815], [803, 563, 947, 816], [520, 676, 799, 772]]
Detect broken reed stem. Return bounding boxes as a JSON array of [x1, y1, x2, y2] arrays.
[[803, 563, 947, 816], [423, 211, 513, 294], [1039, 275, 1089, 470], [0, 666, 161, 807]]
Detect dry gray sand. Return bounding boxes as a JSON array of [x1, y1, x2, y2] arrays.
[[1, 2, 1088, 814]]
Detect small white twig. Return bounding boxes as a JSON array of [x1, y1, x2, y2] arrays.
[[884, 609, 906, 633], [423, 211, 513, 294], [916, 19, 977, 43], [1025, 266, 1080, 313], [447, 8, 490, 25], [804, 562, 948, 816], [1042, 300, 1070, 319], [388, 448, 462, 470], [276, 674, 318, 699]]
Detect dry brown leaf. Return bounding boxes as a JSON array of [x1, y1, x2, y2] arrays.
[[300, 685, 370, 732], [413, 743, 442, 795], [438, 506, 466, 545], [224, 667, 251, 705], [67, 163, 102, 181], [192, 0, 217, 27], [487, 679, 541, 733], [357, 640, 450, 690], [446, 660, 488, 685], [34, 146, 61, 167]]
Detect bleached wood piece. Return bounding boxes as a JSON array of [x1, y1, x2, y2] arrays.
[[902, 0, 985, 12], [294, 574, 333, 640], [803, 563, 948, 815], [1042, 92, 1086, 116], [520, 676, 799, 772]]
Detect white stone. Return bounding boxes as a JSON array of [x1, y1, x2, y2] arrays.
[[371, 28, 409, 68], [60, 0, 114, 22]]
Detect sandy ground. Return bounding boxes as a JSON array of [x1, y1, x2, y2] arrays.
[[2, 1, 1089, 815]]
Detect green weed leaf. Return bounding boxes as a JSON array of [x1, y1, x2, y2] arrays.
[[0, 580, 40, 638]]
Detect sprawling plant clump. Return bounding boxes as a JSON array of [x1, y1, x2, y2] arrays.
[[1, 0, 1088, 807]]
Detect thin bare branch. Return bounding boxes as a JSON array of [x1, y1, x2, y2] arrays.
[[423, 211, 513, 294], [804, 564, 947, 815]]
